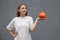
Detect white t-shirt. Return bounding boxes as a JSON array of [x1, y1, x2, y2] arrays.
[[7, 16, 34, 40]]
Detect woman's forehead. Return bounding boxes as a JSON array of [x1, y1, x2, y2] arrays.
[[20, 5, 27, 9]]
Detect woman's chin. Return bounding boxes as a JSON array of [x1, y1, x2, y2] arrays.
[[23, 12, 26, 14]]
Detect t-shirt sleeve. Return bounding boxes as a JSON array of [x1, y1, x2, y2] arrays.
[[29, 17, 34, 29], [6, 17, 15, 30]]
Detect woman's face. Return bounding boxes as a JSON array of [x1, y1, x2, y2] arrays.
[[18, 5, 27, 16]]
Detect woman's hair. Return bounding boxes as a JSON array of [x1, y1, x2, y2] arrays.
[[17, 3, 27, 17]]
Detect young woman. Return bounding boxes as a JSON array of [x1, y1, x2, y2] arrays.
[[7, 3, 41, 40]]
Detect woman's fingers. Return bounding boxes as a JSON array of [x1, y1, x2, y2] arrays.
[[37, 17, 46, 20], [14, 32, 18, 38]]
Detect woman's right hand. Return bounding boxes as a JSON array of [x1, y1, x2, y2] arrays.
[[7, 30, 19, 38], [13, 32, 18, 38]]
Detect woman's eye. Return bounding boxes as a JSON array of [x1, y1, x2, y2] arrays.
[[22, 8, 24, 9], [21, 7, 27, 9]]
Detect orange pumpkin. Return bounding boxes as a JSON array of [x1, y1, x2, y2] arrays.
[[38, 11, 46, 18]]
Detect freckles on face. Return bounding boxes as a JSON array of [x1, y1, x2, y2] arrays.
[[19, 5, 27, 14]]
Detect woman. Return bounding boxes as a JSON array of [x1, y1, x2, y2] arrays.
[[7, 3, 41, 40]]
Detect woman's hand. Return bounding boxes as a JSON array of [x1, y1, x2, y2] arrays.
[[7, 30, 19, 38], [13, 32, 18, 38], [36, 17, 46, 21]]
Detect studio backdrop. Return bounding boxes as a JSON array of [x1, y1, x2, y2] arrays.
[[0, 0, 60, 40]]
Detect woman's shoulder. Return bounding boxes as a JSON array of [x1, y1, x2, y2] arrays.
[[12, 17, 18, 20]]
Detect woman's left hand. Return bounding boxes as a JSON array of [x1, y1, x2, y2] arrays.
[[36, 17, 46, 21]]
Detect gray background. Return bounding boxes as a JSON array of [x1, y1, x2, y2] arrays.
[[0, 0, 60, 40]]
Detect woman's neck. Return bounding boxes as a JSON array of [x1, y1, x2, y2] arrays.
[[20, 15, 26, 17]]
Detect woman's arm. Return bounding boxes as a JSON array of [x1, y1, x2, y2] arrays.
[[7, 30, 18, 38], [30, 17, 40, 32]]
